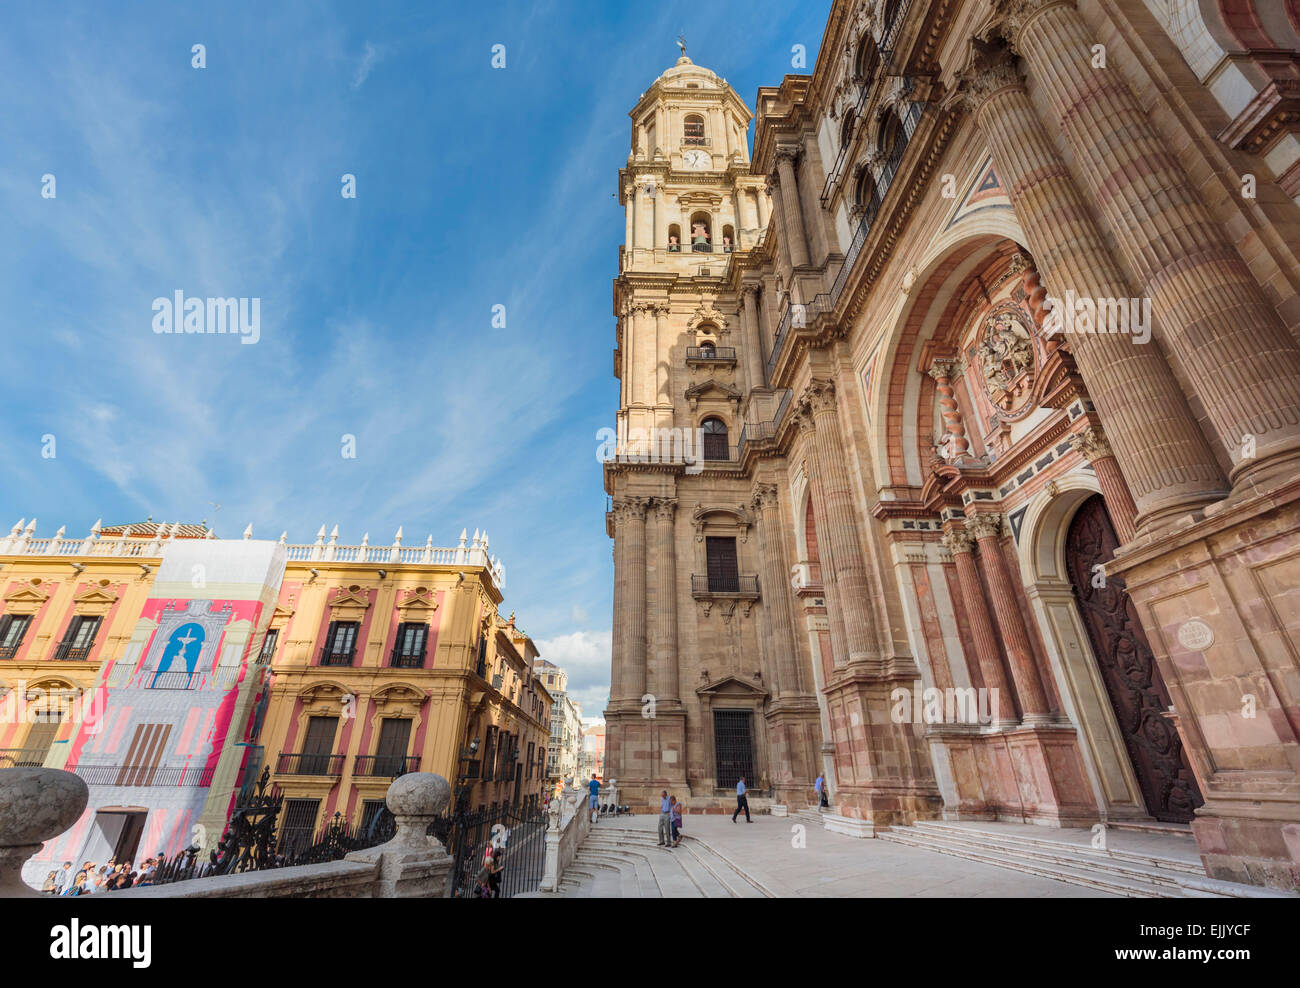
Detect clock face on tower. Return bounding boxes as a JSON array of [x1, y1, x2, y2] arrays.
[[682, 148, 711, 171]]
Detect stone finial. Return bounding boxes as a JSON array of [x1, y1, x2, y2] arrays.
[[243, 524, 253, 540], [382, 772, 450, 850], [10, 519, 23, 537], [279, 531, 287, 544], [0, 768, 89, 898], [458, 529, 468, 548]]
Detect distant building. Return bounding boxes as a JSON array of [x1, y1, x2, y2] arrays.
[[533, 659, 583, 784], [580, 721, 605, 780]]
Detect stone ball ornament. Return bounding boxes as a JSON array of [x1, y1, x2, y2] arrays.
[[0, 768, 89, 898], [384, 771, 451, 819]]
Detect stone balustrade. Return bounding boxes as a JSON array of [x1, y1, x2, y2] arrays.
[[1, 767, 454, 899], [539, 779, 612, 893]]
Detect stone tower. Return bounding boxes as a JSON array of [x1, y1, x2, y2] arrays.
[[604, 54, 820, 810]]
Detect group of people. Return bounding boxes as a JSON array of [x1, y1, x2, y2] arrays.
[[657, 791, 685, 847], [43, 856, 160, 895]]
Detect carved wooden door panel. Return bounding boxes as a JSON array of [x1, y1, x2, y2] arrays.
[[1065, 494, 1202, 824]]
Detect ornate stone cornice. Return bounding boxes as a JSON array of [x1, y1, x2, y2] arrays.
[[966, 513, 1003, 541], [1068, 426, 1113, 463]]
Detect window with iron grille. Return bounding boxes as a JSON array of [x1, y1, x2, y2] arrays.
[[701, 417, 729, 460], [526, 741, 534, 780], [279, 798, 320, 855], [683, 114, 705, 145], [0, 614, 31, 658], [56, 615, 101, 660], [713, 709, 755, 791], [320, 621, 359, 666], [390, 622, 428, 668], [483, 726, 497, 781], [705, 536, 740, 593], [259, 628, 279, 661]]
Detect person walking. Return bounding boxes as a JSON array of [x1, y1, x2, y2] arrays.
[[657, 790, 673, 848], [671, 798, 684, 847], [814, 773, 824, 809], [732, 776, 752, 823], [483, 844, 504, 898], [587, 773, 601, 823]]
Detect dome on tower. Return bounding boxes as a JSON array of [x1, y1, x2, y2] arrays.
[[653, 55, 725, 90]]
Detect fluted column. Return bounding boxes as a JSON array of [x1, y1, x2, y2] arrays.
[[610, 521, 625, 703], [1069, 426, 1138, 544], [798, 411, 852, 670], [623, 182, 634, 254], [802, 379, 877, 663], [1005, 0, 1300, 491], [960, 38, 1226, 531], [941, 528, 1017, 726], [774, 147, 810, 267], [927, 358, 969, 458], [741, 285, 766, 392], [968, 513, 1050, 721], [752, 483, 802, 697], [618, 497, 649, 701], [653, 304, 670, 408], [649, 497, 679, 703]]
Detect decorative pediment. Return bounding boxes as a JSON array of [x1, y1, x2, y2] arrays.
[[4, 582, 50, 606], [691, 502, 752, 535], [298, 681, 354, 709], [396, 588, 438, 613], [372, 682, 428, 711], [271, 601, 296, 622], [73, 586, 119, 607], [686, 300, 729, 337], [328, 586, 372, 609], [685, 379, 742, 410], [696, 674, 769, 700]]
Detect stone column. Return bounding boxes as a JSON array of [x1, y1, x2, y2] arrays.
[[927, 358, 969, 458], [756, 187, 770, 231], [967, 513, 1050, 721], [753, 483, 802, 696], [941, 529, 1017, 726], [775, 147, 810, 267], [609, 529, 625, 702], [801, 379, 877, 664], [1005, 0, 1300, 491], [617, 497, 649, 701], [741, 285, 766, 392], [653, 304, 671, 409], [1069, 426, 1138, 544], [960, 39, 1226, 531], [623, 182, 634, 253], [649, 498, 679, 703]]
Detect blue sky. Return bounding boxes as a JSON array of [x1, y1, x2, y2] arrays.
[[0, 0, 830, 716]]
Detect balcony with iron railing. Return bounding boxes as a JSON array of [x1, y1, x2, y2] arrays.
[[146, 670, 204, 690], [73, 762, 218, 787], [686, 346, 737, 363], [0, 747, 50, 768], [389, 648, 426, 669], [691, 574, 760, 599], [353, 754, 421, 778], [0, 645, 20, 660], [53, 641, 94, 661], [276, 752, 347, 777], [318, 646, 356, 667]]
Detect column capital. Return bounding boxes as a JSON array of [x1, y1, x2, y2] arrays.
[[940, 528, 974, 555], [798, 378, 838, 415], [1068, 425, 1114, 463], [749, 483, 781, 513], [650, 497, 678, 521], [775, 144, 802, 166], [740, 283, 762, 301], [956, 36, 1025, 113], [966, 512, 1003, 541], [927, 357, 961, 382], [613, 496, 651, 521], [996, 0, 1073, 47]]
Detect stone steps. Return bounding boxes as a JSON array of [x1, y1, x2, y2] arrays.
[[879, 821, 1290, 898], [554, 826, 771, 898]]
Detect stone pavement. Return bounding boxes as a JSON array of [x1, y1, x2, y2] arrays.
[[552, 812, 1116, 898]]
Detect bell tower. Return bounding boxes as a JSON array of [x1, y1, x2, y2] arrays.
[[605, 51, 776, 809]]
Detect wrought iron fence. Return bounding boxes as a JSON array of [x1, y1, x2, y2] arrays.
[[442, 801, 548, 899]]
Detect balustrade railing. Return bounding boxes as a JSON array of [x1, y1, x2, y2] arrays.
[[353, 754, 421, 778], [276, 752, 347, 777], [72, 762, 218, 787], [691, 574, 760, 597]]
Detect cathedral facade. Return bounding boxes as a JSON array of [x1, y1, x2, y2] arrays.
[[606, 0, 1300, 891]]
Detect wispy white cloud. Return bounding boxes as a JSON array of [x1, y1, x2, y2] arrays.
[[352, 41, 383, 89]]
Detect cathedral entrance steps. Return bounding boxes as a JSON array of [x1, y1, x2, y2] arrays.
[[552, 821, 772, 897], [880, 821, 1293, 898]]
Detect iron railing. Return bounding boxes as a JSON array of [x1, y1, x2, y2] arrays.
[[686, 346, 737, 361], [53, 642, 93, 661], [147, 670, 202, 690], [318, 647, 355, 667], [72, 763, 217, 787], [736, 388, 794, 459], [0, 645, 20, 660], [353, 754, 421, 778], [691, 574, 760, 597], [389, 649, 426, 669], [276, 752, 346, 777], [0, 747, 49, 767]]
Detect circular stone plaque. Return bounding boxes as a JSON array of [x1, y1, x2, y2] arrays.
[[1177, 619, 1215, 651]]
